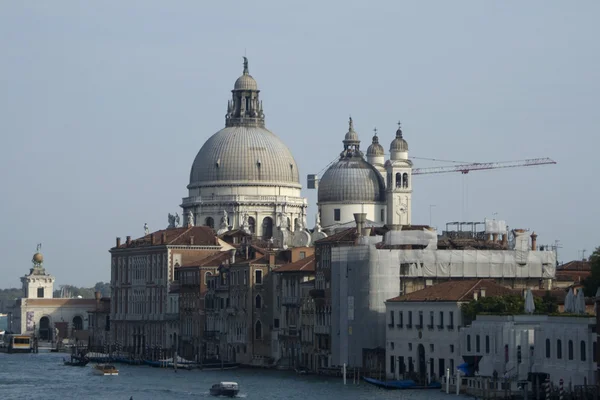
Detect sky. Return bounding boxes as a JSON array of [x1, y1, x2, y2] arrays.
[[0, 1, 598, 288]]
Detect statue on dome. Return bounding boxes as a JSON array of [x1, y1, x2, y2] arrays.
[[168, 213, 176, 228], [175, 213, 181, 227], [243, 56, 249, 74]]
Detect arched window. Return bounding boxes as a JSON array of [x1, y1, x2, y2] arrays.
[[557, 340, 562, 359], [581, 341, 586, 361], [403, 173, 409, 188], [262, 217, 273, 239], [255, 294, 262, 309], [248, 217, 256, 234], [255, 320, 262, 340], [204, 271, 212, 286], [205, 217, 214, 229], [545, 338, 551, 358], [72, 316, 83, 331], [395, 172, 402, 188], [568, 340, 574, 360]]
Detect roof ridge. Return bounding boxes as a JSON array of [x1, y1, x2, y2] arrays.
[[169, 226, 193, 245], [457, 279, 483, 302]]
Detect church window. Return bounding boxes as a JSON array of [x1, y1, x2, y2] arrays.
[[262, 217, 273, 239], [395, 173, 402, 188], [255, 269, 263, 285], [205, 217, 214, 229], [37, 287, 44, 298], [334, 209, 341, 221], [255, 320, 262, 340], [403, 173, 409, 188], [255, 294, 262, 309]]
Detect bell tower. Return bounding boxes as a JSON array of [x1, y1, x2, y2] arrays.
[[385, 122, 413, 227], [21, 244, 55, 299]]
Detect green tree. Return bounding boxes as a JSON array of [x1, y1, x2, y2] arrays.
[[94, 282, 111, 297], [582, 247, 600, 296]]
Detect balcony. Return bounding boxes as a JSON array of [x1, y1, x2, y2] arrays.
[[415, 324, 423, 329], [314, 325, 329, 335], [203, 330, 219, 340], [446, 324, 455, 330], [437, 324, 444, 330], [427, 324, 434, 330]]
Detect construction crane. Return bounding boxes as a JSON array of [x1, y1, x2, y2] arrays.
[[412, 158, 556, 176]]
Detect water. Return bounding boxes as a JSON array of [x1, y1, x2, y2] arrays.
[[0, 352, 460, 400]]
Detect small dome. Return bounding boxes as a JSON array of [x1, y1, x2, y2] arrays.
[[390, 126, 408, 152], [234, 74, 258, 91], [318, 158, 386, 203], [367, 133, 385, 156], [32, 252, 43, 264], [344, 117, 360, 143]]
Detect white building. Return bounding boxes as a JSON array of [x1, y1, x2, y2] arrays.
[[317, 120, 412, 232], [460, 315, 597, 386], [384, 279, 513, 381], [11, 247, 98, 342], [181, 57, 307, 239]]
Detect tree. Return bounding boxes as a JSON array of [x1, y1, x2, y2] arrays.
[[94, 282, 111, 297], [582, 247, 600, 296]]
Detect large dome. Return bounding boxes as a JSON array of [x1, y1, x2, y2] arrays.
[[318, 157, 385, 203], [189, 125, 301, 188]]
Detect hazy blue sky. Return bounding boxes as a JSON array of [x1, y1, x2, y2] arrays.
[[0, 1, 598, 288]]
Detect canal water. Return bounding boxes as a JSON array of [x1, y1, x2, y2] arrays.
[[0, 352, 461, 400]]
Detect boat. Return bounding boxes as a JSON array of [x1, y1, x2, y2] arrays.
[[209, 382, 239, 397], [362, 376, 442, 390], [0, 334, 33, 353], [200, 362, 240, 371], [63, 354, 89, 367], [295, 367, 309, 375], [158, 356, 197, 369], [93, 364, 119, 376]]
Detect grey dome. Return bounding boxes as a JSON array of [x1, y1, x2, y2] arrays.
[[318, 158, 386, 203], [234, 74, 258, 91], [189, 126, 301, 188], [390, 127, 408, 152], [367, 134, 385, 156]]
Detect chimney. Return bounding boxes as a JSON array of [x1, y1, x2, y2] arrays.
[[492, 233, 499, 243], [229, 248, 236, 264], [116, 237, 121, 247], [530, 232, 538, 251], [362, 227, 372, 237], [269, 252, 276, 266], [353, 213, 367, 237], [161, 232, 167, 244], [480, 288, 486, 298], [151, 234, 156, 246], [126, 236, 131, 246], [94, 291, 101, 302], [190, 236, 194, 245], [502, 233, 508, 247]]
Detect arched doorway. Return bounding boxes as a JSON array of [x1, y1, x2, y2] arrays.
[[262, 217, 273, 240], [72, 315, 83, 331], [417, 344, 426, 381], [248, 217, 256, 234], [39, 316, 52, 341]]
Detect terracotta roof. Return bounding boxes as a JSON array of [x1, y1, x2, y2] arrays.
[[218, 229, 251, 239], [275, 255, 315, 273], [387, 279, 513, 302], [315, 228, 357, 244], [113, 226, 219, 249], [179, 251, 231, 268], [557, 260, 591, 271]]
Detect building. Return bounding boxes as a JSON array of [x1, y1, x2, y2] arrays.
[[177, 251, 231, 360], [460, 315, 597, 386], [11, 247, 98, 343], [274, 254, 316, 369], [181, 57, 307, 239], [385, 279, 513, 382], [109, 224, 231, 355], [87, 291, 111, 349], [554, 260, 591, 289]]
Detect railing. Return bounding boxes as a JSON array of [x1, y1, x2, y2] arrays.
[[282, 296, 300, 306], [314, 325, 329, 334], [181, 195, 306, 205]]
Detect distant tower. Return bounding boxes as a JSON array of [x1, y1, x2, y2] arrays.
[[366, 127, 385, 176], [385, 122, 412, 227], [21, 244, 55, 299]]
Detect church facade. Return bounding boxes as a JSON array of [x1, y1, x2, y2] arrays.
[[181, 58, 308, 240], [317, 120, 413, 232]]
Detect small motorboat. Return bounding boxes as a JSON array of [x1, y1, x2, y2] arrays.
[[209, 382, 239, 397], [93, 363, 119, 376], [64, 354, 89, 367]]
